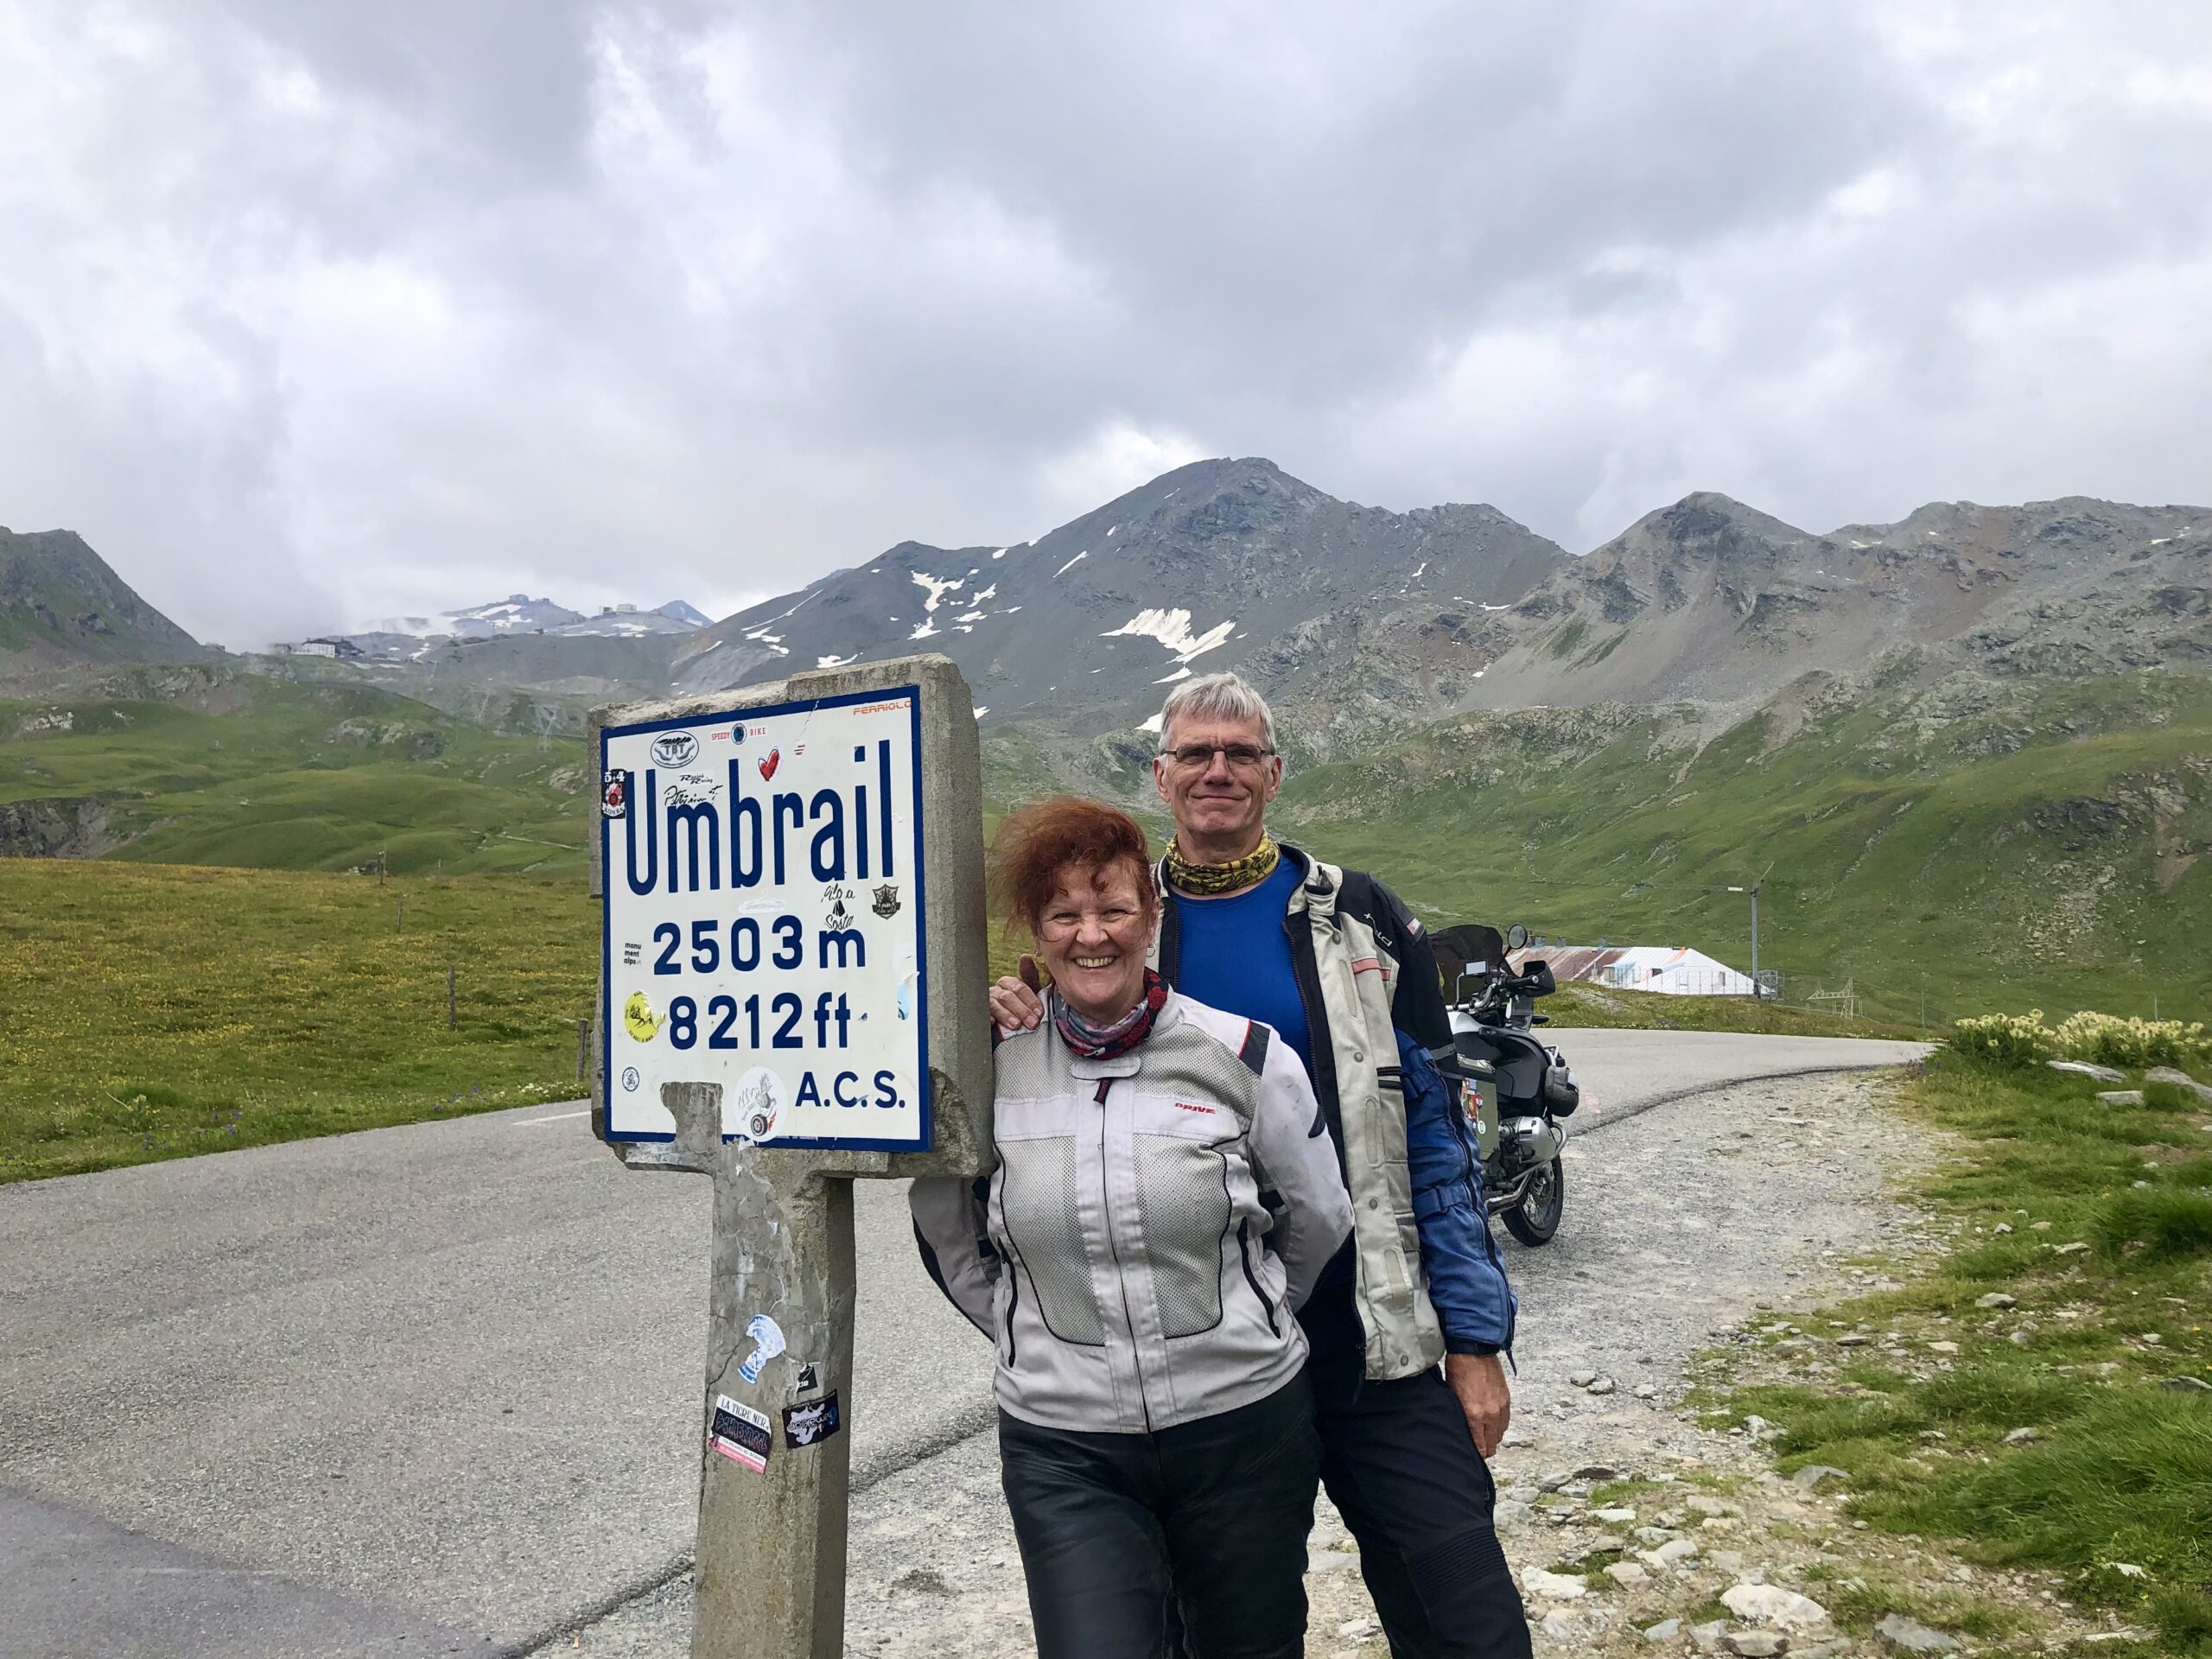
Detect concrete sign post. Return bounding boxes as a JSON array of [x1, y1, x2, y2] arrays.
[[588, 654, 993, 1659]]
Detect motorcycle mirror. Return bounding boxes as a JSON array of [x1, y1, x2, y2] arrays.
[[1505, 924, 1531, 951]]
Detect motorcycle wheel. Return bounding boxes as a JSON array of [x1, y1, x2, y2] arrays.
[[1503, 1155, 1564, 1246]]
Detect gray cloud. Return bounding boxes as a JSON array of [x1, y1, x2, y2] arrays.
[[2, 0, 2208, 646]]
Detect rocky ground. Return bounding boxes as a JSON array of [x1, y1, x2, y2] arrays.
[[533, 1070, 2118, 1659]]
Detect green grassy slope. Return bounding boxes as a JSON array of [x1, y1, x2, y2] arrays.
[[0, 859, 595, 1182], [1712, 1049, 2212, 1654], [1, 674, 589, 876], [1275, 670, 2212, 1026], [9, 661, 2210, 1029]]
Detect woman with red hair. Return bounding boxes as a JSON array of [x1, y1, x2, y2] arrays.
[[913, 795, 1351, 1659]]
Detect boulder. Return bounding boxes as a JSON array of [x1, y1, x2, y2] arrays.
[[1643, 1618, 1682, 1643], [2050, 1060, 2125, 1082], [2145, 1066, 2212, 1100], [1641, 1538, 1702, 1569], [1975, 1292, 2017, 1309], [1877, 1612, 1960, 1652], [1724, 1582, 1833, 1633], [1790, 1465, 1851, 1491], [1725, 1635, 1788, 1657], [2160, 1375, 2212, 1394], [2096, 1090, 2145, 1106], [1522, 1567, 1588, 1600]]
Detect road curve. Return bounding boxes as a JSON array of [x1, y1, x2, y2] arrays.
[[0, 1032, 1928, 1657]]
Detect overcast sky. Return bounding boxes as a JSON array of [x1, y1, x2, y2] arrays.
[[3, 2, 2209, 646]]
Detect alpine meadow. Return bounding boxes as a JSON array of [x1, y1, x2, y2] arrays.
[[3, 458, 2209, 1177]]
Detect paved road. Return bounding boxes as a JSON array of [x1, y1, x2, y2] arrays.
[[0, 1030, 1925, 1656]]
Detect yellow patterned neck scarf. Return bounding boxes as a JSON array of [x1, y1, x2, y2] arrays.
[[1164, 834, 1281, 897]]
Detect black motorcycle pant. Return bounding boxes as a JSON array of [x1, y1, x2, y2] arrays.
[[1308, 1340, 1533, 1659], [997, 1370, 1321, 1659]]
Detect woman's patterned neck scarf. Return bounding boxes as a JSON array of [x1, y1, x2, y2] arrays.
[[1050, 969, 1169, 1059], [1163, 833, 1281, 897]]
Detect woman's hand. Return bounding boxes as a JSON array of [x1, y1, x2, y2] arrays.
[[989, 955, 1048, 1033]]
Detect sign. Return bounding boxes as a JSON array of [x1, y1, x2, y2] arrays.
[[600, 685, 929, 1151]]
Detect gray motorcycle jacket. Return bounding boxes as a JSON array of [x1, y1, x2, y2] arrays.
[[1154, 846, 1456, 1381], [910, 992, 1352, 1434]]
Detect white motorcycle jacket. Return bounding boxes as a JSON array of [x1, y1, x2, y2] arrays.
[[910, 992, 1352, 1434]]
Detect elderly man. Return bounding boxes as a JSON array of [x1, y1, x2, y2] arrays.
[[988, 671, 1531, 1659]]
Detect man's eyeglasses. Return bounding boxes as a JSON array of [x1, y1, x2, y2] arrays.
[[1159, 743, 1276, 772]]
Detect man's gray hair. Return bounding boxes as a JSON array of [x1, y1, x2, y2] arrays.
[[1157, 671, 1277, 752]]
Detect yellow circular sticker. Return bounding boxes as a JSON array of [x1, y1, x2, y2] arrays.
[[624, 991, 664, 1042]]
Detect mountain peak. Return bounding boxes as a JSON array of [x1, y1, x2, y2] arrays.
[[1, 526, 209, 668], [676, 457, 1566, 735], [1596, 493, 1816, 569]]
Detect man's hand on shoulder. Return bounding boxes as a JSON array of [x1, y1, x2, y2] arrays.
[[989, 954, 1047, 1034], [1446, 1351, 1510, 1459]]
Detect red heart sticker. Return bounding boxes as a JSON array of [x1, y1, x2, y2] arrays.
[[758, 747, 781, 781]]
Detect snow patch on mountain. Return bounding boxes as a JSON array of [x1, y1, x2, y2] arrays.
[[912, 571, 966, 614], [1102, 607, 1236, 666]]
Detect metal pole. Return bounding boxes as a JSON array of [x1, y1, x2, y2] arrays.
[[1749, 887, 1760, 999], [575, 1018, 591, 1084]]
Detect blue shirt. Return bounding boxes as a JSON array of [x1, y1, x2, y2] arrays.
[[1170, 858, 1313, 1078]]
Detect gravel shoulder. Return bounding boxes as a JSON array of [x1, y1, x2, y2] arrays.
[[539, 1068, 2013, 1658]]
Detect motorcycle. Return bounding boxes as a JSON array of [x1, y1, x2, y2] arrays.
[[1429, 923, 1581, 1246]]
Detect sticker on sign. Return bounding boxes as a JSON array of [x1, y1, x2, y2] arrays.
[[600, 685, 930, 1151]]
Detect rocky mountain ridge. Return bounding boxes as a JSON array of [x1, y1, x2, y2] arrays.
[[667, 461, 2209, 756], [0, 527, 213, 677], [7, 465, 2204, 754], [321, 594, 709, 663], [1457, 492, 2212, 715], [673, 456, 1570, 733]]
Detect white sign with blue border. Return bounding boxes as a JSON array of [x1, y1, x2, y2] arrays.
[[600, 685, 930, 1151]]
